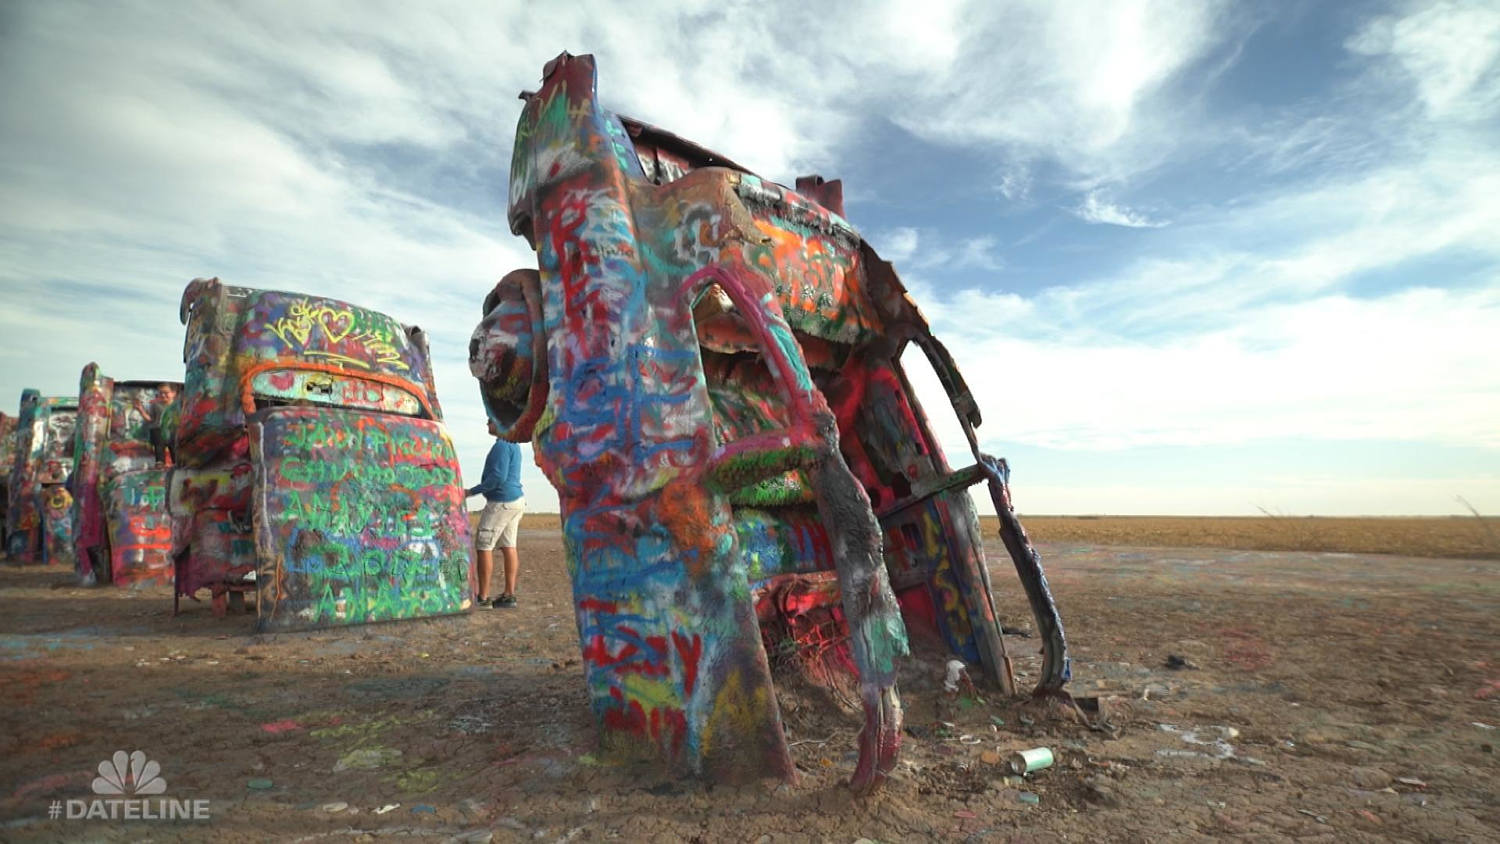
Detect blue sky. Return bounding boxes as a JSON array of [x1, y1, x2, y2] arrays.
[[1, 0, 1497, 515]]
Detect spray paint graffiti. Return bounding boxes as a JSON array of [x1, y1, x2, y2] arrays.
[[250, 408, 472, 630], [172, 278, 473, 629], [5, 391, 78, 565], [71, 363, 180, 585], [475, 53, 1075, 787], [0, 412, 16, 551]]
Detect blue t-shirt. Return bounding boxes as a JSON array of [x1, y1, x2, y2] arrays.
[[468, 439, 523, 503]]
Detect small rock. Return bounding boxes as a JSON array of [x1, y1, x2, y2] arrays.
[[980, 750, 1002, 765], [458, 798, 485, 817], [1350, 768, 1392, 790], [1082, 777, 1121, 808]]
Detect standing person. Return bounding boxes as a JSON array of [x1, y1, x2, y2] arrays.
[[148, 383, 178, 465], [467, 419, 525, 607]]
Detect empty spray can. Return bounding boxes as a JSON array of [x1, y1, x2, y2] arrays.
[[1007, 747, 1054, 775]]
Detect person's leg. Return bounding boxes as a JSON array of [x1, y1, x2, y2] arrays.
[[494, 499, 524, 605], [473, 502, 502, 603], [476, 549, 494, 603], [500, 546, 519, 597]]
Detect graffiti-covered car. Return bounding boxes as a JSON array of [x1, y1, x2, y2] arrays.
[[5, 389, 79, 565], [0, 411, 16, 550], [172, 278, 475, 630], [72, 363, 181, 585], [472, 54, 1071, 788]]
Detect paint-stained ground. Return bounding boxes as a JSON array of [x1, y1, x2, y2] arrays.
[[2, 528, 1498, 842]]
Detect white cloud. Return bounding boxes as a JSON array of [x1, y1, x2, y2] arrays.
[[1347, 1, 1500, 122], [876, 230, 1004, 273], [1073, 191, 1168, 228], [880, 227, 921, 263]]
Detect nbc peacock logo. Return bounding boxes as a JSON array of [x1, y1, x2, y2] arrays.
[[91, 750, 167, 795], [59, 749, 208, 820]]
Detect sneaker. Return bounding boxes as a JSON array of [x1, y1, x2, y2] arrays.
[[494, 593, 517, 608], [474, 596, 492, 608]]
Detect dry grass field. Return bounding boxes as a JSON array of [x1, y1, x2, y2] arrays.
[[513, 512, 1500, 560], [1003, 515, 1500, 560]]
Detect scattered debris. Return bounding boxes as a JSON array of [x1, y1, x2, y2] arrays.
[[943, 660, 977, 695], [1156, 724, 1237, 760], [1164, 654, 1199, 670], [333, 747, 402, 772], [246, 778, 273, 790], [374, 804, 400, 815], [1297, 808, 1329, 824]]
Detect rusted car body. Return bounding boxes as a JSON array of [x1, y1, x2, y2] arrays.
[[72, 363, 181, 585], [472, 54, 1070, 788], [172, 278, 475, 630], [0, 412, 15, 550], [5, 390, 79, 565]]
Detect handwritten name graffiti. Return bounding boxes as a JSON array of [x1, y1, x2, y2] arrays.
[[262, 300, 409, 371], [252, 409, 472, 631]]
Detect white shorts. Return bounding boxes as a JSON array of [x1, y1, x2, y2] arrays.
[[475, 497, 525, 550]]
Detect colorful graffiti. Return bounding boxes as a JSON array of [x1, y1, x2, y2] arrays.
[[0, 411, 16, 551], [477, 53, 1073, 788], [250, 408, 473, 631], [71, 364, 179, 585], [262, 299, 411, 371], [6, 391, 78, 565], [172, 278, 472, 629]]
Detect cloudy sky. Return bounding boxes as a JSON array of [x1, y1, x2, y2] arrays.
[[2, 0, 1497, 516]]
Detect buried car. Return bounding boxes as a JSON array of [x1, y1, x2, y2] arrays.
[[72, 363, 181, 585], [471, 54, 1071, 789], [172, 278, 475, 630], [0, 411, 15, 550], [6, 389, 79, 566]]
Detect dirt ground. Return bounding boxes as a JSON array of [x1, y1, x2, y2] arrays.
[[2, 521, 1498, 842]]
